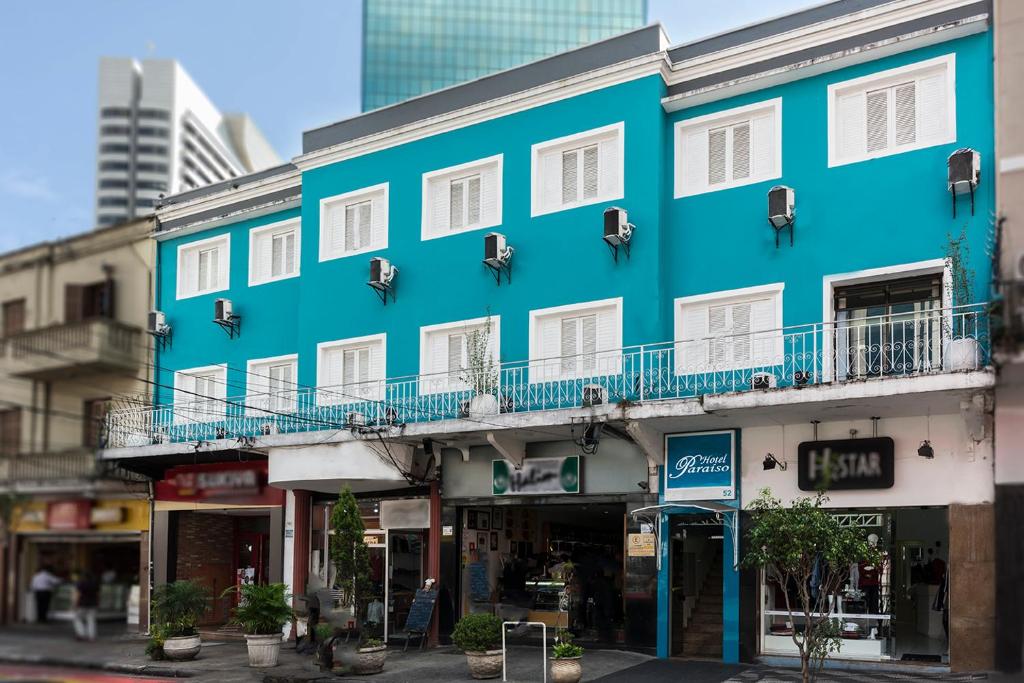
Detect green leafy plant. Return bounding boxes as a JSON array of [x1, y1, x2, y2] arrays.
[[225, 583, 293, 635], [359, 637, 384, 650], [451, 612, 503, 653], [314, 622, 335, 642], [150, 580, 211, 638], [330, 487, 372, 618], [459, 315, 498, 396], [742, 489, 882, 683], [145, 625, 166, 661], [551, 641, 583, 659]]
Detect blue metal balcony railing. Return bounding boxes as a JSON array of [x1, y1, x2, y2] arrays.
[[103, 304, 990, 448]]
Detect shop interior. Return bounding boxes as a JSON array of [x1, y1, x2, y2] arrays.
[[669, 515, 725, 659], [761, 507, 949, 664], [461, 502, 625, 645]]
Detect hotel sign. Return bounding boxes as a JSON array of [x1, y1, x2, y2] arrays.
[[798, 437, 895, 491], [492, 456, 580, 495], [664, 430, 736, 502]]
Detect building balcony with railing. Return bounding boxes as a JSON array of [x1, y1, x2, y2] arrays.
[[0, 318, 142, 380], [102, 304, 993, 452]]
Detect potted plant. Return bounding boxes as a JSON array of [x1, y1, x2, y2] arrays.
[[460, 316, 500, 417], [227, 583, 293, 667], [452, 612, 503, 679], [550, 634, 584, 683], [330, 487, 387, 674], [150, 580, 210, 661], [942, 228, 981, 371]]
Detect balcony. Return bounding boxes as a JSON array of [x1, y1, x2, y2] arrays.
[[0, 449, 149, 489], [103, 305, 992, 449], [0, 318, 141, 380]]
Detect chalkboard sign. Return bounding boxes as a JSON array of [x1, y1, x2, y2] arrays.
[[403, 589, 438, 635], [468, 562, 491, 602]]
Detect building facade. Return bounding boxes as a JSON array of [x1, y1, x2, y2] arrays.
[[103, 0, 998, 672], [95, 58, 282, 228], [0, 218, 155, 627], [361, 0, 647, 110]]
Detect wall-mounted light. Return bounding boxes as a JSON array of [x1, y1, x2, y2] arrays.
[[917, 440, 935, 459], [763, 453, 788, 471]]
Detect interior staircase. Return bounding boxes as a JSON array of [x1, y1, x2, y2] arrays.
[[681, 555, 723, 659]]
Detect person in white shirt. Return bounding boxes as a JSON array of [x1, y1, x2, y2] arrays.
[[30, 566, 62, 624]]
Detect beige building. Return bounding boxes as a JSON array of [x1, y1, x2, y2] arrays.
[[0, 217, 154, 626], [994, 0, 1024, 674]]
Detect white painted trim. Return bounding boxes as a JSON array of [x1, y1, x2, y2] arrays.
[[527, 297, 624, 365], [248, 218, 301, 287], [175, 232, 230, 300], [417, 315, 502, 393], [826, 53, 957, 168], [156, 169, 301, 224], [673, 97, 783, 198], [315, 333, 387, 405], [820, 258, 950, 381], [674, 282, 786, 307], [420, 154, 504, 240], [317, 182, 390, 262], [999, 155, 1024, 174], [154, 198, 302, 242], [245, 354, 299, 416], [530, 121, 625, 217]]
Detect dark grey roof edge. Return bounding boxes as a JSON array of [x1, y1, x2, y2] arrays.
[[302, 23, 666, 155], [155, 162, 298, 211], [668, 0, 899, 63], [158, 187, 301, 234]]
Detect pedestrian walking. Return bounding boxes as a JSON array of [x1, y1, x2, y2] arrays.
[[72, 571, 99, 642], [29, 566, 61, 624]]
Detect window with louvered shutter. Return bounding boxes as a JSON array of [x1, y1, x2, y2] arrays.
[[423, 156, 502, 238], [676, 289, 781, 374], [320, 185, 388, 260], [317, 336, 385, 404], [174, 366, 226, 423], [250, 222, 298, 285], [447, 333, 467, 380], [532, 123, 623, 216], [177, 235, 230, 299], [0, 409, 20, 456], [449, 175, 482, 231], [530, 301, 620, 381]]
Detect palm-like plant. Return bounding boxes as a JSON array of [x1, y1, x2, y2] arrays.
[[151, 580, 211, 637], [228, 583, 293, 635]]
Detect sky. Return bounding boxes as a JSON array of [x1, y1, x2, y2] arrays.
[[0, 0, 820, 252]]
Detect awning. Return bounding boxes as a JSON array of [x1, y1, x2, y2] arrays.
[[630, 502, 740, 569]]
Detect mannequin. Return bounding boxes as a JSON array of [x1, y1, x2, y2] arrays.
[[858, 533, 882, 614]]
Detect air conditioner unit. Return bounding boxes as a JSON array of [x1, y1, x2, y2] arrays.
[[347, 411, 367, 428], [948, 148, 981, 195], [368, 257, 397, 289], [484, 232, 512, 267], [260, 422, 278, 436], [147, 310, 169, 335], [752, 372, 777, 390], [214, 298, 233, 322], [582, 384, 605, 407], [768, 186, 795, 228], [603, 207, 634, 246]]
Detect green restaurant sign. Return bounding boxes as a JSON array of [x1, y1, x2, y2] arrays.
[[492, 456, 580, 496]]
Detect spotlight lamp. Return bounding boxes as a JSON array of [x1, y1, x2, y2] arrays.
[[917, 440, 935, 459], [762, 453, 788, 471]]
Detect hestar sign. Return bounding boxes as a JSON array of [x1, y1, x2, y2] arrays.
[[664, 430, 736, 502]]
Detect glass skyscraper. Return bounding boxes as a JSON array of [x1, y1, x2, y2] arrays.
[[361, 0, 648, 111]]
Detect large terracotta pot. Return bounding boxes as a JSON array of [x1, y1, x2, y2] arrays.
[[162, 634, 201, 661], [465, 650, 503, 679], [245, 633, 283, 668], [550, 656, 582, 683]]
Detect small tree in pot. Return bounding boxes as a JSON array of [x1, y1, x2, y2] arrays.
[[459, 316, 500, 417], [452, 612, 503, 679], [942, 227, 982, 371], [150, 580, 210, 661], [550, 632, 584, 683], [226, 583, 293, 668]]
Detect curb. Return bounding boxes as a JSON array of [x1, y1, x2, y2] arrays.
[[0, 652, 195, 678]]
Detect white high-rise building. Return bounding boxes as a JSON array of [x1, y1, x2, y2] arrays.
[[94, 58, 281, 227]]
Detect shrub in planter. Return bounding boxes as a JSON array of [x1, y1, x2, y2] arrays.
[[150, 580, 210, 661], [226, 583, 293, 668], [550, 639, 584, 683], [353, 637, 388, 675], [452, 613, 504, 680]]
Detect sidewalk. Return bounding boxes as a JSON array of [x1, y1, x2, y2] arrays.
[[0, 627, 1005, 683]]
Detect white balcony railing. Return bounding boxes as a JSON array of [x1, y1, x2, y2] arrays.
[[103, 304, 990, 449]]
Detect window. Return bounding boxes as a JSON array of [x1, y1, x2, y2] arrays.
[[319, 184, 389, 261], [317, 334, 386, 404], [422, 155, 502, 239], [83, 398, 111, 448], [2, 299, 26, 337], [531, 123, 623, 216], [174, 365, 227, 424], [675, 98, 781, 197], [828, 54, 955, 167], [675, 284, 783, 374], [249, 219, 300, 286], [176, 234, 230, 299], [65, 280, 115, 323], [247, 355, 298, 414], [0, 408, 20, 456], [529, 298, 622, 381], [419, 317, 500, 393]]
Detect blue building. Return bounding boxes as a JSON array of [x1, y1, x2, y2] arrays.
[[104, 0, 997, 672]]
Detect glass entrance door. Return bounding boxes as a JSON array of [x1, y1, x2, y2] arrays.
[[235, 531, 269, 588], [363, 530, 386, 639], [386, 531, 423, 639]]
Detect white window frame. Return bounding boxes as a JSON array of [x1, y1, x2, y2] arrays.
[[421, 154, 503, 240], [176, 233, 230, 300], [674, 283, 785, 375], [173, 364, 227, 424], [674, 98, 782, 198], [528, 297, 623, 382], [315, 333, 387, 405], [418, 315, 502, 394], [248, 218, 301, 286], [318, 183, 389, 261], [246, 353, 299, 415], [531, 122, 624, 217], [827, 54, 956, 167]]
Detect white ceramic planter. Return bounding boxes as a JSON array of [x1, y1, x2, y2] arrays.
[[465, 650, 503, 680], [245, 633, 283, 668], [550, 657, 583, 683], [162, 634, 201, 661], [944, 337, 981, 371], [469, 394, 499, 417]]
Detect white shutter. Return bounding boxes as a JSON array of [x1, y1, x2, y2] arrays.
[[709, 304, 729, 366], [594, 307, 618, 374], [325, 203, 345, 258], [180, 248, 199, 297], [560, 317, 577, 358], [750, 298, 777, 364], [447, 333, 465, 376], [323, 347, 343, 388], [561, 149, 578, 205], [582, 145, 599, 199], [449, 180, 464, 230], [215, 243, 229, 291], [678, 304, 709, 370], [836, 91, 865, 161], [731, 122, 750, 180], [368, 343, 383, 399], [708, 128, 727, 185], [580, 314, 597, 374], [371, 193, 387, 249], [467, 176, 481, 226], [681, 128, 709, 195], [480, 164, 499, 226], [429, 177, 449, 236], [597, 137, 618, 199], [342, 350, 356, 387], [865, 88, 889, 152], [256, 231, 272, 282], [916, 71, 947, 145], [894, 82, 916, 146], [731, 302, 752, 366], [536, 316, 562, 381], [538, 149, 562, 213], [751, 113, 774, 179]]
